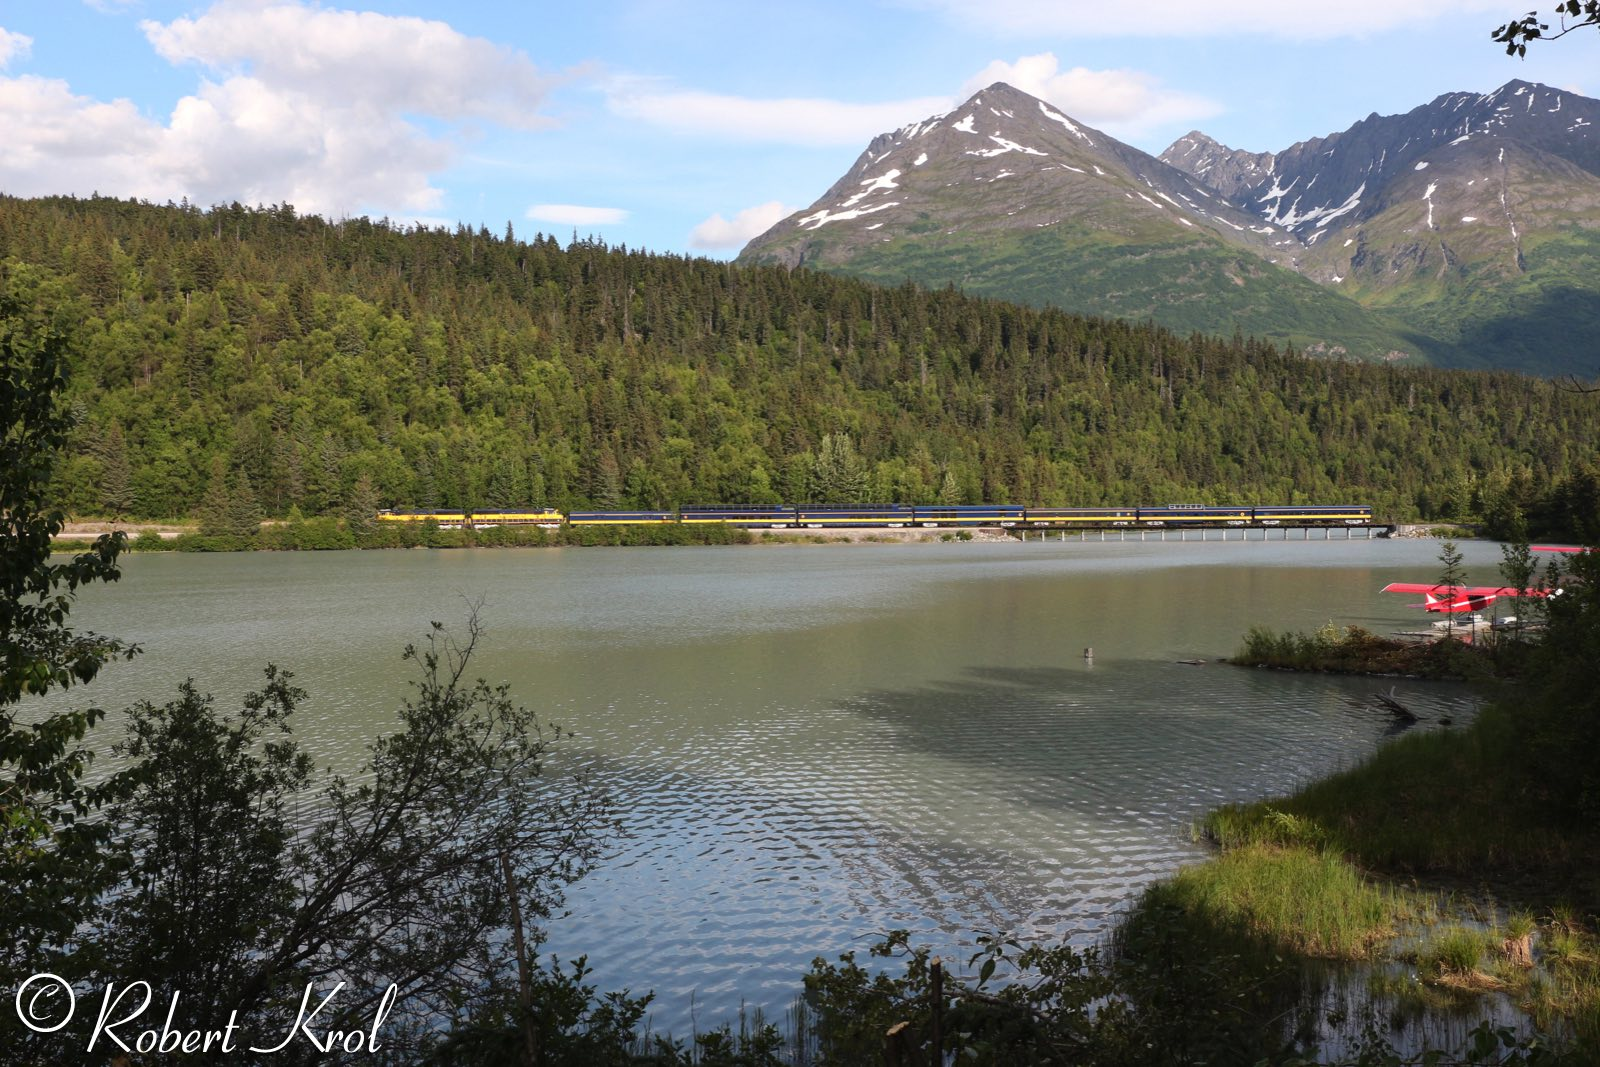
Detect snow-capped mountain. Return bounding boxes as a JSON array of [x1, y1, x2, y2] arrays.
[[1162, 80, 1600, 374], [742, 82, 1285, 268], [740, 79, 1600, 376], [1163, 80, 1600, 248], [739, 83, 1416, 365]]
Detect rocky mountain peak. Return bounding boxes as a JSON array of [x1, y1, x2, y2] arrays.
[[1162, 78, 1600, 244], [741, 82, 1283, 270], [1158, 132, 1275, 202]]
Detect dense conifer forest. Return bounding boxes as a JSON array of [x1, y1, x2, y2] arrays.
[[2, 194, 1595, 530]]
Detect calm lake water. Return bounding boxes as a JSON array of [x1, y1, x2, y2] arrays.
[[42, 537, 1503, 1035]]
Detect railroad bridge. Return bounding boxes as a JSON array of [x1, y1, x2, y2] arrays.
[[1011, 524, 1396, 543]]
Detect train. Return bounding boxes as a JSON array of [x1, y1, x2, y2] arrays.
[[376, 503, 1375, 530]]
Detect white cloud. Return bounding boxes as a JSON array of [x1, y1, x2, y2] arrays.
[[143, 2, 557, 130], [607, 56, 1212, 149], [0, 76, 168, 198], [962, 54, 1220, 138], [526, 204, 629, 226], [0, 27, 33, 68], [606, 77, 948, 146], [914, 0, 1507, 39], [689, 201, 791, 249], [0, 1, 558, 218]]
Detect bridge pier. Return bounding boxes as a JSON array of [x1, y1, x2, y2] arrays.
[[1019, 522, 1383, 543]]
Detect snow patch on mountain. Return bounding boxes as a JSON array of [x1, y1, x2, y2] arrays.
[[839, 170, 901, 209], [1037, 102, 1093, 145], [796, 200, 899, 230], [966, 135, 1046, 159]]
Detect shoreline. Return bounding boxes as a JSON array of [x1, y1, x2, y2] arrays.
[[52, 518, 1463, 555]]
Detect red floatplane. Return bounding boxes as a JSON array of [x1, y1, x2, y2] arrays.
[[1378, 582, 1544, 614], [1381, 546, 1584, 615]]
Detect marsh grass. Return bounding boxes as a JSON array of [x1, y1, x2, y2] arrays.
[[1201, 705, 1593, 883], [1192, 698, 1600, 1048], [1413, 926, 1497, 980], [1154, 843, 1413, 960], [1232, 622, 1493, 679]]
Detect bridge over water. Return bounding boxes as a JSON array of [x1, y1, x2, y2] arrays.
[[1012, 524, 1397, 543]]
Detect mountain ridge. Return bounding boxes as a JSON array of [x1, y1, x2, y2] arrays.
[[741, 78, 1600, 376]]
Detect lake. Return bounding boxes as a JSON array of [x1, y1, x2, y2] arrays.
[[41, 536, 1501, 1035]]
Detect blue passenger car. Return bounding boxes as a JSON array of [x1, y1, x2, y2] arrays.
[[794, 505, 914, 528], [911, 505, 1024, 527], [1136, 504, 1252, 526], [679, 506, 798, 528], [1019, 507, 1137, 528], [566, 511, 677, 525]]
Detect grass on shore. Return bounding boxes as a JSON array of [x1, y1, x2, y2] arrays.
[[1162, 687, 1600, 1050], [1152, 842, 1422, 960], [1201, 703, 1594, 889], [1231, 622, 1502, 680]]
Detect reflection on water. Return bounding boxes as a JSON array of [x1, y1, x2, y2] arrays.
[[39, 538, 1501, 1033]]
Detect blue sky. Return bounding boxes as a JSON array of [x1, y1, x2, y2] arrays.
[[0, 1, 1593, 257]]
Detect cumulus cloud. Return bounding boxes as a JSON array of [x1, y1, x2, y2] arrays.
[[607, 77, 948, 146], [913, 0, 1507, 38], [0, 1, 557, 217], [607, 56, 1211, 148], [526, 204, 629, 226], [961, 54, 1220, 138], [689, 201, 791, 249], [143, 2, 557, 131], [0, 27, 32, 68], [0, 76, 168, 197]]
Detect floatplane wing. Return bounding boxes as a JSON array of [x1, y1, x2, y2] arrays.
[[1379, 583, 1547, 614]]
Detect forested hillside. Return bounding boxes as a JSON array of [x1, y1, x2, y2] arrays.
[[1, 195, 1594, 526]]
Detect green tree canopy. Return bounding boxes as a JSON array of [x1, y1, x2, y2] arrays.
[[0, 278, 132, 1004]]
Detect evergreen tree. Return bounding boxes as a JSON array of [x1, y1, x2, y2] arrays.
[[1500, 539, 1539, 641], [198, 457, 232, 537], [228, 471, 263, 538], [345, 472, 380, 537], [938, 467, 963, 505], [97, 421, 135, 517], [304, 434, 345, 516], [485, 456, 528, 508], [810, 433, 869, 504], [593, 451, 622, 509], [1437, 540, 1467, 639], [267, 433, 303, 515]]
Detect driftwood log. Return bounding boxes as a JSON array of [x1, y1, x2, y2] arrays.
[[1373, 688, 1419, 723]]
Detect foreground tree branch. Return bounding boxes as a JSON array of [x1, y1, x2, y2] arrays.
[[82, 612, 613, 1062], [1494, 2, 1600, 54]]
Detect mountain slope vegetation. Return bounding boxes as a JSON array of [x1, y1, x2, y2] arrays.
[[1, 194, 1594, 525]]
